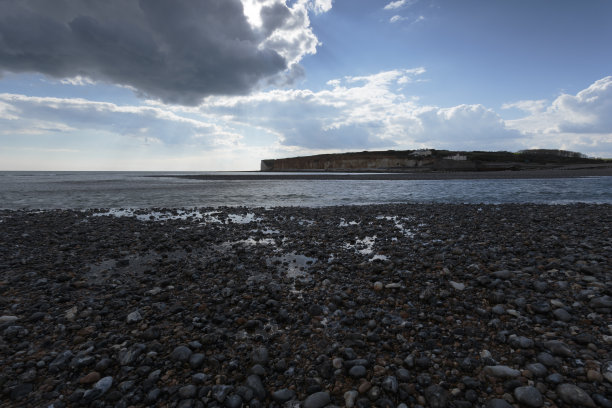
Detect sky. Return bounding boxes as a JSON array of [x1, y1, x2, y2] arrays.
[[0, 0, 611, 171]]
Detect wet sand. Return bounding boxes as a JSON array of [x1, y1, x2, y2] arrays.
[[0, 204, 611, 407]]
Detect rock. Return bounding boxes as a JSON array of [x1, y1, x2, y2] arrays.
[[65, 306, 78, 321], [349, 365, 367, 378], [424, 385, 449, 408], [179, 385, 198, 399], [508, 335, 534, 349], [589, 295, 612, 308], [225, 394, 243, 408], [552, 308, 571, 321], [485, 399, 513, 408], [79, 372, 101, 384], [556, 383, 596, 407], [308, 304, 323, 316], [146, 388, 161, 404], [396, 368, 410, 382], [251, 346, 269, 365], [545, 373, 564, 384], [373, 281, 383, 291], [514, 386, 543, 407], [344, 390, 358, 407], [592, 393, 612, 408], [530, 301, 550, 314], [303, 391, 331, 408], [118, 344, 145, 366], [525, 363, 547, 377], [381, 376, 398, 393], [189, 353, 205, 369], [492, 270, 513, 279], [10, 383, 33, 401], [170, 346, 192, 362], [272, 388, 295, 403], [543, 340, 574, 357], [483, 365, 520, 379], [0, 315, 18, 323], [49, 350, 73, 373], [212, 385, 233, 403], [602, 361, 612, 383], [83, 376, 113, 402], [246, 375, 266, 400], [537, 352, 558, 367], [449, 281, 465, 290], [126, 310, 142, 323]]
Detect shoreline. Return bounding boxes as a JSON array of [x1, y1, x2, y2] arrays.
[[155, 166, 612, 181], [1, 203, 611, 407]]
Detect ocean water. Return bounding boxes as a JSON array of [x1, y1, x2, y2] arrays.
[[0, 171, 611, 209]]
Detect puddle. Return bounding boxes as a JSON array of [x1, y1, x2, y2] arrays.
[[345, 236, 376, 255], [268, 252, 316, 279], [377, 215, 416, 238], [250, 228, 280, 235], [370, 254, 389, 262], [339, 219, 360, 227], [92, 209, 262, 224]]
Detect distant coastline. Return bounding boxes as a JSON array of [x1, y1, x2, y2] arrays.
[[159, 164, 612, 181], [259, 148, 612, 174]]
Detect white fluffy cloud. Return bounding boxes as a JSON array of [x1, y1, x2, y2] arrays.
[[384, 0, 413, 10], [0, 93, 242, 147], [504, 76, 612, 157], [0, 0, 330, 105], [196, 68, 523, 151]]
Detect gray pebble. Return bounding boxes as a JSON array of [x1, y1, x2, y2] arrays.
[[303, 391, 331, 408], [170, 346, 192, 362], [514, 386, 543, 407], [556, 383, 596, 407], [349, 365, 367, 378]]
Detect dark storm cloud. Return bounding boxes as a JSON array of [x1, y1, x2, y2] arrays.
[[0, 0, 289, 104]]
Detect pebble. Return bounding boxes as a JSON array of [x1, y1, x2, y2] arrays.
[[303, 391, 331, 408], [225, 394, 243, 408], [344, 390, 359, 407], [485, 398, 513, 408], [0, 315, 19, 323], [602, 361, 612, 383], [179, 385, 198, 399], [483, 365, 521, 378], [556, 383, 596, 407], [1, 204, 610, 407], [272, 388, 295, 403], [252, 346, 269, 365], [126, 310, 142, 323], [450, 281, 465, 291], [424, 385, 449, 408], [170, 346, 192, 362], [525, 363, 547, 378], [79, 371, 101, 384], [514, 386, 543, 407], [246, 375, 266, 400], [349, 365, 367, 378]]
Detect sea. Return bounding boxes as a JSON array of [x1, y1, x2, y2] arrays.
[[0, 171, 611, 209]]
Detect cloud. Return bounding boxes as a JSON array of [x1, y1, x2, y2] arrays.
[[506, 76, 612, 134], [0, 0, 329, 105], [390, 15, 407, 23], [384, 0, 414, 11], [503, 76, 612, 157], [0, 93, 241, 147], [194, 67, 524, 152]]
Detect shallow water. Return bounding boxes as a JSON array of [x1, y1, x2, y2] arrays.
[[1, 171, 611, 209]]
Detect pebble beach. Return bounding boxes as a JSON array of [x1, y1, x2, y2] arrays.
[[1, 203, 611, 408]]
